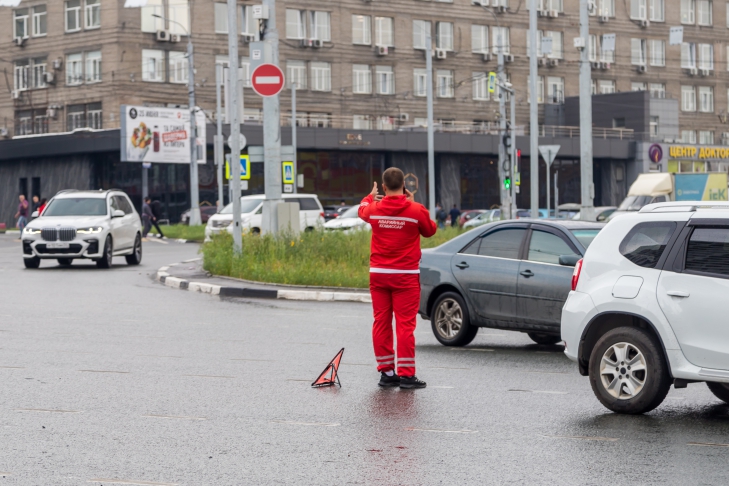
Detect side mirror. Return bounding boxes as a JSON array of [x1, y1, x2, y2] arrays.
[[31, 211, 39, 218], [112, 209, 125, 218], [559, 254, 581, 267]]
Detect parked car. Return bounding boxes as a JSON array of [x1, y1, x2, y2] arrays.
[[214, 194, 324, 238], [562, 201, 729, 414], [323, 205, 371, 231], [21, 189, 142, 269], [463, 209, 501, 229], [419, 219, 604, 347], [322, 205, 351, 221], [180, 205, 218, 225], [571, 206, 617, 222], [459, 210, 487, 227]]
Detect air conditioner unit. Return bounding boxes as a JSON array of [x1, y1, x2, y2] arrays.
[[538, 58, 547, 67], [549, 10, 559, 17], [13, 37, 26, 47], [637, 65, 647, 73], [377, 45, 389, 56], [436, 48, 447, 59], [242, 34, 255, 43], [482, 52, 492, 62], [311, 39, 324, 48], [471, 0, 488, 5], [590, 61, 600, 69], [52, 58, 63, 70], [640, 19, 650, 27], [504, 54, 514, 63], [43, 72, 55, 84], [398, 113, 409, 122], [538, 9, 549, 17], [699, 68, 710, 77], [12, 90, 20, 100], [689, 67, 698, 76], [549, 58, 559, 67], [156, 30, 170, 42], [599, 15, 609, 23], [169, 34, 181, 43], [601, 62, 611, 70]]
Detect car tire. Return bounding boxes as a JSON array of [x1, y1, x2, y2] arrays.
[[527, 333, 562, 345], [431, 292, 479, 347], [125, 233, 142, 265], [96, 236, 113, 269], [706, 382, 729, 404], [24, 257, 40, 269], [589, 326, 671, 414], [57, 258, 73, 266]]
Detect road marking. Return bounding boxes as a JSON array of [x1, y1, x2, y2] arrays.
[[270, 420, 340, 427], [0, 472, 11, 475], [88, 479, 178, 486], [540, 434, 618, 442], [230, 358, 274, 362], [182, 374, 235, 379], [404, 427, 477, 434], [509, 389, 568, 395], [0, 366, 25, 369], [15, 408, 81, 414], [688, 441, 729, 448], [142, 414, 206, 421], [145, 238, 169, 245], [79, 370, 130, 374], [450, 348, 494, 352]]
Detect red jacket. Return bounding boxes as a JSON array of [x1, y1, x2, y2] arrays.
[[359, 194, 437, 273]]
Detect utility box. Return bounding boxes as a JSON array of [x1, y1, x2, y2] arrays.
[[277, 202, 300, 235]]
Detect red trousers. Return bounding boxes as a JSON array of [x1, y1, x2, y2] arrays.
[[370, 272, 421, 377]]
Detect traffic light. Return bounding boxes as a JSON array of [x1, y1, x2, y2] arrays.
[[504, 176, 512, 190]]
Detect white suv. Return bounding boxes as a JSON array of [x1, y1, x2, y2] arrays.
[[562, 201, 729, 414], [22, 189, 143, 269]]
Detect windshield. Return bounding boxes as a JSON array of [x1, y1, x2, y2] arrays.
[[571, 229, 602, 249], [618, 195, 653, 211], [220, 198, 263, 215], [338, 205, 361, 219], [43, 198, 107, 216]]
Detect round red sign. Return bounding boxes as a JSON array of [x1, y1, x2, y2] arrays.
[[251, 63, 285, 98]]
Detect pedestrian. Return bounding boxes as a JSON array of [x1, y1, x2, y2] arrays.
[[14, 195, 29, 237], [37, 198, 47, 216], [435, 203, 447, 229], [358, 167, 437, 389], [340, 200, 347, 206], [141, 197, 154, 240], [150, 199, 165, 238], [31, 195, 40, 214], [449, 204, 461, 227]]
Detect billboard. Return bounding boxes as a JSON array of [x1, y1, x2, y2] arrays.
[[120, 105, 206, 163], [675, 173, 728, 201]]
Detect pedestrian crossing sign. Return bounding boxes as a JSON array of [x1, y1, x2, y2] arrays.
[[488, 72, 497, 93], [282, 161, 295, 184], [225, 154, 251, 180]]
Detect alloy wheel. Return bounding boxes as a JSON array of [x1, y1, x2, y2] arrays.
[[599, 342, 647, 400], [435, 298, 463, 339]]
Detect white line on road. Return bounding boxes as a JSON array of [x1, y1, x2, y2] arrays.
[[540, 434, 618, 442], [688, 442, 729, 448], [15, 408, 81, 414], [270, 420, 340, 427], [404, 427, 478, 434], [142, 414, 206, 421], [88, 479, 178, 486]]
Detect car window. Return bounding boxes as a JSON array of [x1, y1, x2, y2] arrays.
[[297, 197, 321, 211], [570, 229, 601, 249], [685, 227, 729, 277], [44, 198, 107, 216], [477, 228, 526, 259], [619, 222, 677, 268], [109, 197, 121, 212], [528, 230, 579, 264], [116, 196, 134, 214]]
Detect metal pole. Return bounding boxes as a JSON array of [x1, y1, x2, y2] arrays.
[[142, 165, 148, 199], [554, 168, 559, 214], [187, 0, 201, 226], [292, 82, 297, 194], [546, 154, 551, 219], [227, 0, 242, 253], [261, 0, 282, 234], [510, 91, 517, 218], [497, 33, 508, 219], [215, 64, 224, 212], [426, 34, 435, 219], [529, 0, 539, 218], [579, 0, 595, 220]]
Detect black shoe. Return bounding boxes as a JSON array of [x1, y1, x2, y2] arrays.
[[378, 372, 401, 387], [400, 376, 427, 389]]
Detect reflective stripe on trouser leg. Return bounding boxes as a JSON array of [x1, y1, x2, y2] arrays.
[[370, 273, 395, 372], [392, 273, 421, 377]]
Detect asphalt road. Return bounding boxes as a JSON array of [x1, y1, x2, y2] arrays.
[[1, 232, 729, 485]]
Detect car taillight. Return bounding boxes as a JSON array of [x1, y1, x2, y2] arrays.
[[571, 259, 584, 291], [333, 214, 339, 218], [320, 212, 325, 218]]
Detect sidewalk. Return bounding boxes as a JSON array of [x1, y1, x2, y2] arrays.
[[155, 258, 372, 303]]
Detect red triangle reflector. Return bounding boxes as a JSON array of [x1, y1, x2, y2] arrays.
[[312, 348, 344, 388]]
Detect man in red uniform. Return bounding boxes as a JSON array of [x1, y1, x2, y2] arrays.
[[359, 168, 437, 389]]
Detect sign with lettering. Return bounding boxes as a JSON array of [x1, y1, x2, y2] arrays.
[[669, 146, 729, 160]]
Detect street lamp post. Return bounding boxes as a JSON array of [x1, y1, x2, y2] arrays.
[[152, 7, 201, 226]]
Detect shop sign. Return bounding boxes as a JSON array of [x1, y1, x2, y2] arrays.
[[669, 145, 729, 160]]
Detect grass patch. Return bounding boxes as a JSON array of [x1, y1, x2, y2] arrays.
[[149, 224, 206, 242], [202, 226, 465, 289]]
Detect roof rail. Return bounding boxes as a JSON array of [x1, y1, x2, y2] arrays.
[[55, 189, 79, 195], [640, 201, 729, 213]]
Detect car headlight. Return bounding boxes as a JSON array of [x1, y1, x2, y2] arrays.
[[213, 220, 232, 228], [24, 227, 41, 235], [77, 226, 104, 234]]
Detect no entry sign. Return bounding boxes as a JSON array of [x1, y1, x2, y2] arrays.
[[251, 63, 285, 97]]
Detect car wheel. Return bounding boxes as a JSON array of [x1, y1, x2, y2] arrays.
[[589, 326, 671, 414], [125, 233, 142, 265], [96, 236, 113, 269], [706, 382, 729, 404], [57, 258, 73, 266], [527, 333, 562, 345], [24, 257, 40, 269], [431, 292, 479, 347]]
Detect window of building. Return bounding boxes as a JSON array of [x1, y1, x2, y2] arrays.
[[699, 86, 714, 112], [310, 62, 331, 92], [413, 20, 431, 50], [352, 64, 372, 94], [375, 17, 394, 47], [682, 130, 697, 143], [682, 85, 697, 111], [377, 116, 394, 131], [66, 53, 83, 85], [376, 66, 395, 95], [286, 9, 306, 39], [169, 52, 188, 84], [589, 34, 616, 63], [413, 68, 427, 97], [681, 0, 696, 23], [589, 0, 616, 16], [650, 83, 666, 97], [167, 0, 189, 35], [650, 116, 659, 135], [472, 25, 488, 54], [699, 44, 714, 70], [722, 132, 729, 146], [614, 118, 626, 128], [214, 3, 228, 33], [492, 27, 510, 54], [32, 6, 46, 37], [630, 0, 647, 19], [67, 104, 86, 131], [536, 0, 564, 11], [286, 61, 306, 89], [650, 0, 664, 20], [352, 15, 371, 45], [240, 6, 255, 34], [142, 49, 165, 82], [631, 38, 647, 65], [87, 102, 102, 130], [85, 0, 100, 29], [599, 79, 616, 94], [700, 130, 715, 144], [473, 72, 489, 100], [85, 50, 101, 83], [31, 58, 47, 89], [353, 115, 373, 130], [436, 69, 454, 98], [681, 42, 696, 68], [310, 11, 330, 41], [546, 76, 564, 103], [436, 22, 454, 51], [649, 40, 665, 66], [16, 111, 32, 136], [141, 0, 164, 33], [698, 0, 712, 25], [14, 8, 29, 39], [65, 0, 82, 32], [13, 61, 29, 91], [542, 31, 563, 59], [632, 82, 647, 91], [33, 112, 49, 134]]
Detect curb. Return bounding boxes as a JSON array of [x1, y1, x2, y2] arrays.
[[155, 260, 371, 303]]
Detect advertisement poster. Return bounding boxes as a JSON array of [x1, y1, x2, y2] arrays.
[[120, 105, 206, 164]]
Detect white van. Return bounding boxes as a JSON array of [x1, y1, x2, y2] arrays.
[[205, 194, 324, 240]]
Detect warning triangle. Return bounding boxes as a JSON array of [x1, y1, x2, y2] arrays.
[[312, 348, 344, 388]]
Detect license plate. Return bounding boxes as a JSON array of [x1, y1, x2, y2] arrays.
[[47, 242, 69, 249]]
